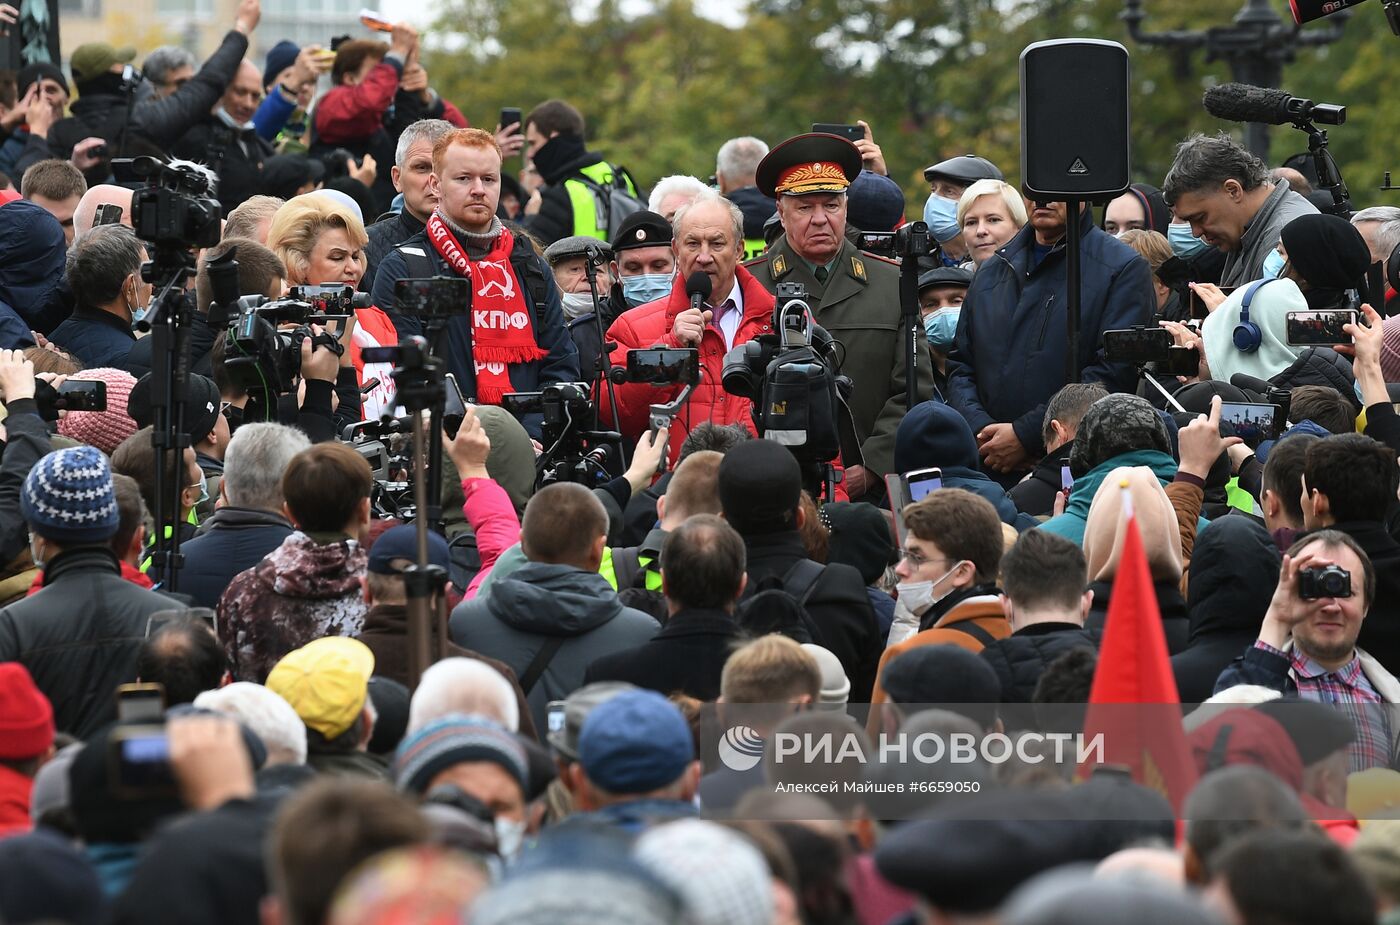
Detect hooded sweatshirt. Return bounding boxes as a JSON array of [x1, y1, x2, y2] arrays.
[[1039, 448, 1178, 545], [1171, 517, 1280, 704], [218, 532, 368, 682], [449, 561, 658, 732], [1202, 276, 1307, 386], [0, 200, 66, 344], [893, 401, 1037, 530]]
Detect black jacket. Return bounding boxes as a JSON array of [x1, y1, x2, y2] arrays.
[[980, 622, 1100, 704], [727, 186, 777, 241], [742, 531, 881, 702], [172, 118, 275, 216], [1334, 520, 1400, 670], [1008, 440, 1074, 519], [1171, 516, 1280, 704], [523, 134, 607, 245], [48, 306, 137, 370], [40, 30, 250, 186], [1085, 578, 1190, 656], [1268, 347, 1358, 406], [0, 400, 51, 569], [178, 507, 295, 610], [362, 209, 426, 296], [583, 607, 747, 701], [0, 547, 178, 737]]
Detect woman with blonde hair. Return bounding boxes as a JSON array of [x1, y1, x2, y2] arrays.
[[956, 179, 1027, 268], [267, 193, 400, 418]]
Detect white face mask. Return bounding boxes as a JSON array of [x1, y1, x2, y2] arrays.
[[494, 816, 525, 861], [559, 291, 595, 320], [896, 562, 963, 616], [29, 534, 45, 570]]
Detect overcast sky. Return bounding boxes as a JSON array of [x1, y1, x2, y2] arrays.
[[376, 0, 744, 30]]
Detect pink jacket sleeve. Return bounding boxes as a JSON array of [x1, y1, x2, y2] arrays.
[[462, 476, 521, 599]]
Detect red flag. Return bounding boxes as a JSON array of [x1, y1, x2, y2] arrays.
[[1080, 513, 1198, 809]]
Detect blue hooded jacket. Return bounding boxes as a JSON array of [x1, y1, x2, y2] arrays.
[[893, 401, 1037, 531], [0, 200, 66, 348]]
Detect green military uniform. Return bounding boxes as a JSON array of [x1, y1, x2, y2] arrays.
[[745, 234, 934, 478]]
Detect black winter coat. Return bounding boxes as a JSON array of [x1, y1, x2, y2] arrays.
[[743, 532, 882, 702], [362, 209, 426, 296], [1085, 578, 1190, 655], [523, 134, 608, 245], [48, 307, 136, 370], [0, 548, 179, 737], [0, 400, 51, 569], [172, 119, 275, 217], [583, 608, 747, 701], [40, 30, 250, 186], [178, 507, 295, 610], [1008, 441, 1073, 519], [980, 622, 1100, 704], [1170, 517, 1280, 704]]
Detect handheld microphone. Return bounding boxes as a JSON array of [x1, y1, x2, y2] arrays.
[[684, 271, 712, 313], [1202, 83, 1345, 127]]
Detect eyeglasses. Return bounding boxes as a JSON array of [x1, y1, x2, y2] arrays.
[[898, 547, 953, 570]]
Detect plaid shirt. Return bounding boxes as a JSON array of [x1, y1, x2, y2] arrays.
[[1256, 641, 1393, 771]]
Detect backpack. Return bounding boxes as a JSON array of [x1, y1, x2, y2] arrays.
[[573, 165, 647, 241], [735, 559, 830, 648]]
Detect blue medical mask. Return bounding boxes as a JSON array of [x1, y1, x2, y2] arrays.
[[922, 306, 960, 349], [923, 193, 961, 244], [1261, 248, 1286, 279], [131, 302, 149, 325], [1167, 223, 1207, 259], [620, 272, 673, 307]]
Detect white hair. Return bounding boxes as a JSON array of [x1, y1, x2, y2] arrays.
[[194, 682, 308, 765], [648, 175, 709, 214], [956, 178, 1028, 229], [395, 118, 455, 168], [409, 658, 519, 734], [222, 422, 311, 511], [672, 188, 744, 245], [1352, 206, 1400, 258], [716, 137, 769, 183]]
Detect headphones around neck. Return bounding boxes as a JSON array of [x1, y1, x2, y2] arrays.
[[1233, 277, 1280, 354]]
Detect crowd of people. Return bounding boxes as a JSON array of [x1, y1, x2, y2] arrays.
[[3, 6, 1400, 923]]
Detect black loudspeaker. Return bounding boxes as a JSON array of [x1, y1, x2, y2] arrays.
[[1021, 39, 1131, 200]]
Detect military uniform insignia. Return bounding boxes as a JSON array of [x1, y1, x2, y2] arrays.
[[771, 254, 789, 278], [851, 256, 866, 281]]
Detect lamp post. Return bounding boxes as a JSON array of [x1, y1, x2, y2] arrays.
[[1121, 0, 1349, 157]]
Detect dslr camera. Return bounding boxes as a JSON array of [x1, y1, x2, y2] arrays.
[[113, 156, 221, 251], [1298, 565, 1352, 600]]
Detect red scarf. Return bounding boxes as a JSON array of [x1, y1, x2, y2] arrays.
[[426, 212, 548, 404]]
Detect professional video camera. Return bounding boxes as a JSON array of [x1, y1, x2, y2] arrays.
[[722, 282, 850, 497], [501, 382, 621, 487], [112, 156, 221, 252], [224, 292, 357, 396], [856, 221, 932, 263]]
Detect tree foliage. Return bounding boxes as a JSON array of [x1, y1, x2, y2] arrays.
[[424, 0, 1400, 217]]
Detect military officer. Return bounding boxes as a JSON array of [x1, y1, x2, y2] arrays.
[[745, 133, 934, 499]]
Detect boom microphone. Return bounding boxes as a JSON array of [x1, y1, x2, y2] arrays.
[[1289, 0, 1400, 34], [685, 271, 712, 314], [1203, 83, 1345, 127]]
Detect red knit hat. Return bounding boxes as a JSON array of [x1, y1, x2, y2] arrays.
[[55, 367, 139, 455], [0, 663, 54, 760]]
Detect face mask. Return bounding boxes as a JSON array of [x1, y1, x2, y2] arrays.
[[215, 106, 254, 132], [895, 562, 962, 616], [188, 472, 209, 508], [621, 272, 673, 307], [29, 535, 44, 570], [1261, 248, 1286, 280], [922, 306, 960, 349], [559, 291, 595, 320], [923, 193, 961, 244], [1168, 223, 1207, 259], [494, 817, 525, 861], [131, 302, 149, 325]]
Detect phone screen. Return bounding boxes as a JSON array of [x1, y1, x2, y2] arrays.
[[1061, 465, 1073, 492], [116, 684, 166, 723], [907, 471, 943, 501], [1286, 310, 1356, 347], [1218, 402, 1281, 449]]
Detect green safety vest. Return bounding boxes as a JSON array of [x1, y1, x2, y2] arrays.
[[563, 162, 638, 241], [139, 510, 200, 574], [597, 544, 663, 592], [743, 238, 767, 261], [1224, 476, 1255, 514]]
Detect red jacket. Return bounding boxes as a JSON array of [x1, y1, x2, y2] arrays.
[[314, 62, 400, 145], [603, 267, 776, 462]]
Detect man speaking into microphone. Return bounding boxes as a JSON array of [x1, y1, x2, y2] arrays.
[[604, 188, 776, 463], [1162, 131, 1317, 287]]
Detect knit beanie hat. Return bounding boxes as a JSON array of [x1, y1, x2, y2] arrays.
[[0, 663, 54, 760], [263, 40, 300, 90], [1280, 213, 1372, 292], [21, 446, 120, 545], [55, 368, 138, 455], [1382, 314, 1400, 385], [634, 820, 775, 925], [394, 714, 529, 796], [1070, 394, 1171, 476], [718, 439, 803, 535]]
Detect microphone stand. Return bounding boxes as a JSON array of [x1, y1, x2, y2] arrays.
[[582, 245, 622, 449], [1296, 116, 1353, 218], [897, 222, 929, 410], [1064, 198, 1083, 385]]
